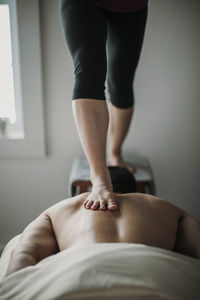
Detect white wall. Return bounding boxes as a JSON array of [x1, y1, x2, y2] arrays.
[[0, 0, 200, 246], [131, 0, 200, 214]]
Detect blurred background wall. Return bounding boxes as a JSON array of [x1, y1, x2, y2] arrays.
[[0, 0, 200, 247]]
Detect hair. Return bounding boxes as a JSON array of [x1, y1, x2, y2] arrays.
[[108, 166, 137, 194]]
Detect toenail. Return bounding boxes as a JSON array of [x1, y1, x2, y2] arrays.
[[92, 202, 99, 209], [87, 202, 93, 208], [100, 206, 105, 210]]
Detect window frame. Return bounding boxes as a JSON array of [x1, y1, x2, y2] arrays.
[[0, 0, 46, 158]]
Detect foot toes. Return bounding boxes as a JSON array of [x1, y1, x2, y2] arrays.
[[83, 200, 88, 208], [108, 199, 118, 211], [99, 201, 106, 211], [91, 201, 100, 210], [86, 200, 94, 209]]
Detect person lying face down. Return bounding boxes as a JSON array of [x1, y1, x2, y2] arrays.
[[6, 167, 200, 277]]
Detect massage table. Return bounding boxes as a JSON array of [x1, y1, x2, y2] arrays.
[[68, 154, 156, 196], [0, 234, 200, 300]]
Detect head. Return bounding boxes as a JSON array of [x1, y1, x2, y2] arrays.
[[108, 166, 137, 194]]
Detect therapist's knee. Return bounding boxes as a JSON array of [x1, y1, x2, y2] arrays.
[[72, 55, 107, 101], [108, 80, 134, 109]]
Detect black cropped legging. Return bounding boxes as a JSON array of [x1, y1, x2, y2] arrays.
[[59, 0, 148, 108]]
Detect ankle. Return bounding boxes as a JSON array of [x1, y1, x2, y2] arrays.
[[92, 180, 113, 193], [90, 168, 112, 187], [108, 150, 122, 159]]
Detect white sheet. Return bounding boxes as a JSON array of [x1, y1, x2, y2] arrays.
[[0, 235, 200, 300]]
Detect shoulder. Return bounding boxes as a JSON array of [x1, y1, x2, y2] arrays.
[[45, 192, 90, 216], [120, 192, 183, 215], [118, 192, 164, 204]]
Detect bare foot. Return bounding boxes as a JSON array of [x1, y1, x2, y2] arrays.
[[83, 182, 118, 211], [107, 154, 135, 175]]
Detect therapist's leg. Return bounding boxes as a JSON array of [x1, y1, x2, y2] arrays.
[[107, 103, 134, 174], [106, 6, 148, 172], [59, 0, 118, 211], [72, 99, 117, 211]]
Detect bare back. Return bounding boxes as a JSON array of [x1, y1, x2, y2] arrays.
[[6, 192, 200, 277], [47, 192, 182, 252]]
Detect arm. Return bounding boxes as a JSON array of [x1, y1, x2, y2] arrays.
[[6, 211, 59, 277], [174, 212, 200, 259]]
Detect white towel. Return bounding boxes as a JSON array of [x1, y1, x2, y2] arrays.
[[0, 237, 199, 300]]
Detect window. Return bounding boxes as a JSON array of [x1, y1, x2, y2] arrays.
[[0, 4, 16, 124], [0, 0, 45, 157], [0, 1, 24, 139]]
